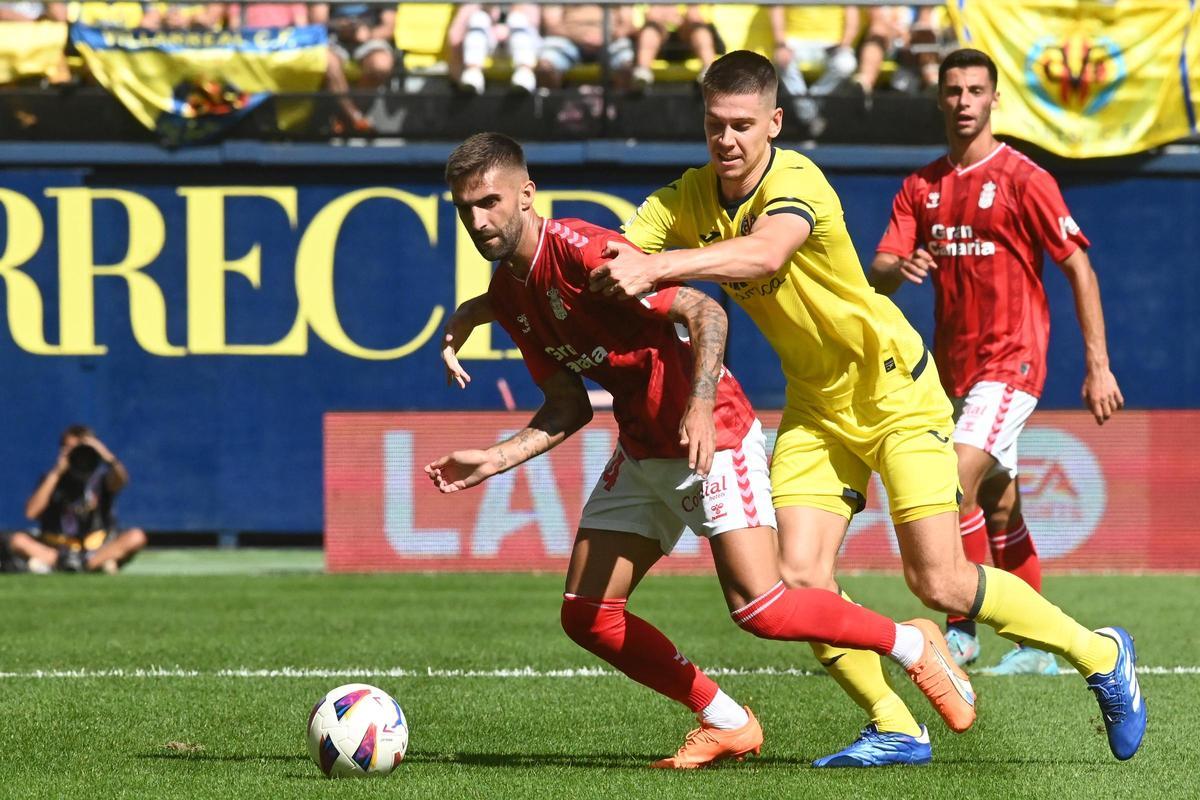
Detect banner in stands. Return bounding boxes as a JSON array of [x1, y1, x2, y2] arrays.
[[949, 0, 1196, 158], [0, 21, 68, 85], [325, 410, 1200, 573], [71, 24, 327, 146]]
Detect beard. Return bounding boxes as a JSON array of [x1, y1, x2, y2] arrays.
[[474, 214, 524, 262]]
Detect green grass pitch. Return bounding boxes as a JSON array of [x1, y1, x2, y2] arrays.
[[2, 555, 1196, 799]]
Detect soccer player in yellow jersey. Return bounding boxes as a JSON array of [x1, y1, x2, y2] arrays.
[[591, 50, 1146, 765]]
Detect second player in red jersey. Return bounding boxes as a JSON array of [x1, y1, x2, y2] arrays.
[[876, 141, 1089, 399], [870, 49, 1125, 677]]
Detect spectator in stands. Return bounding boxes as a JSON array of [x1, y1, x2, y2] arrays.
[[313, 2, 396, 94], [225, 3, 373, 135], [140, 3, 226, 30], [3, 425, 146, 574], [631, 4, 718, 90], [853, 5, 946, 97], [770, 4, 859, 98], [0, 2, 65, 22], [67, 1, 142, 28], [447, 4, 540, 94], [536, 4, 634, 90]]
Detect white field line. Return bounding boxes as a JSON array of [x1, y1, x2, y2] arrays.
[[0, 665, 1197, 679]]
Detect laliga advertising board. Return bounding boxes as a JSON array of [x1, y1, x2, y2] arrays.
[[324, 410, 1200, 573]]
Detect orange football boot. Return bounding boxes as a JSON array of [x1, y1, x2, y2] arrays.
[[904, 618, 978, 733], [650, 706, 763, 769]]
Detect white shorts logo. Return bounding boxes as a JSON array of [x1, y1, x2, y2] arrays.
[[1018, 428, 1106, 559]]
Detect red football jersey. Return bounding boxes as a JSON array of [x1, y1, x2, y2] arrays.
[[488, 217, 756, 460], [877, 143, 1090, 398]]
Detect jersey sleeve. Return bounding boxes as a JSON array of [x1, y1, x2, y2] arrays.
[[759, 167, 822, 232], [1021, 169, 1091, 262], [579, 231, 682, 318], [487, 286, 560, 386], [622, 183, 682, 254], [876, 175, 921, 257]]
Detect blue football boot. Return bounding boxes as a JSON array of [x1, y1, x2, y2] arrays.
[[1085, 627, 1146, 760], [812, 724, 932, 768]]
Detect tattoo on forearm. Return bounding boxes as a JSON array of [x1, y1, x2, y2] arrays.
[[671, 288, 727, 402], [492, 399, 585, 472]]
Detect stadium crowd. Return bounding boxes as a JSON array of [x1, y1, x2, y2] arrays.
[[0, 4, 956, 132]]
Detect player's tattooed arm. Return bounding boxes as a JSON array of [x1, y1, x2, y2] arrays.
[[668, 287, 727, 475], [425, 371, 591, 493], [668, 287, 727, 402], [442, 294, 496, 388]]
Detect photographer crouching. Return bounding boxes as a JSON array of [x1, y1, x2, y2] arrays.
[[4, 425, 147, 574]]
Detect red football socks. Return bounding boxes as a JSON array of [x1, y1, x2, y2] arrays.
[[561, 594, 718, 712], [989, 518, 1042, 592], [732, 581, 897, 654]]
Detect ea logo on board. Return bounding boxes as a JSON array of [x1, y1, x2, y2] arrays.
[[1018, 427, 1106, 559], [1026, 34, 1127, 116]]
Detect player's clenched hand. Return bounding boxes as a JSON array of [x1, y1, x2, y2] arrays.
[[590, 241, 657, 299], [679, 401, 716, 477], [898, 248, 937, 285], [424, 450, 498, 493], [1082, 366, 1124, 425]]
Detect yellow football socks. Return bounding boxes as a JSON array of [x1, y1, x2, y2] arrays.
[[809, 591, 923, 738], [973, 565, 1118, 677]]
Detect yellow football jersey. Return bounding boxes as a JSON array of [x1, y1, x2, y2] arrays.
[[623, 146, 926, 411]]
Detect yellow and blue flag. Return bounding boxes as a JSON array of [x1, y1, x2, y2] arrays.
[[949, 0, 1195, 158], [71, 23, 328, 146]]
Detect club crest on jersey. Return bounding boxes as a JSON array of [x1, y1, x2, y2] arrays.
[[978, 181, 996, 209], [926, 192, 940, 209], [547, 288, 568, 320], [739, 212, 757, 237], [517, 314, 531, 334]]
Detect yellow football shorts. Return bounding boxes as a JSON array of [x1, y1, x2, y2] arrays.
[[772, 353, 960, 525]]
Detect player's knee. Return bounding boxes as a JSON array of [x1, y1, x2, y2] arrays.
[[904, 566, 969, 614], [125, 528, 148, 551], [560, 595, 622, 652], [778, 560, 835, 591]]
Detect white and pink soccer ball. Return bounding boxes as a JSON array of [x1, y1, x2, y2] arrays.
[[306, 683, 409, 778]]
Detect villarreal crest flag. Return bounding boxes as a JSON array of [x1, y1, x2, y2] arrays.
[[71, 24, 327, 146], [948, 1, 1197, 158]]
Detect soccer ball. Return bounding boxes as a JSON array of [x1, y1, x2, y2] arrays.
[[306, 683, 409, 778]]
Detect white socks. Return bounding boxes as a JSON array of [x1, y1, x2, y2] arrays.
[[701, 690, 750, 730], [890, 623, 926, 669]]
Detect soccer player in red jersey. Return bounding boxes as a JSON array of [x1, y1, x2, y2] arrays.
[[428, 132, 978, 768], [871, 49, 1125, 674]]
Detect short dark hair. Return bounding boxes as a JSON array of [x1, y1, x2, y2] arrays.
[[445, 132, 527, 185], [938, 48, 998, 90], [60, 424, 93, 446], [701, 50, 778, 105]]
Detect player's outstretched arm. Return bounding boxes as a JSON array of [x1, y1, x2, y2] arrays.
[[666, 287, 728, 476], [1057, 248, 1124, 424], [591, 214, 811, 298], [868, 249, 936, 295], [425, 370, 592, 493], [442, 294, 496, 388]]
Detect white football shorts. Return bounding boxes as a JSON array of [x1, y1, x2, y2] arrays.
[[578, 420, 777, 554], [951, 381, 1039, 480]]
